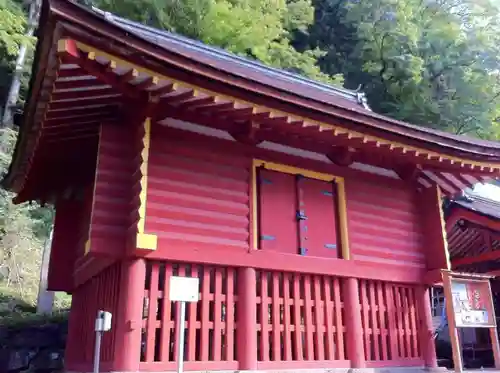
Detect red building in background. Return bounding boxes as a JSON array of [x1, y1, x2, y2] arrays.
[[434, 190, 500, 367], [4, 1, 500, 372], [446, 191, 500, 275]]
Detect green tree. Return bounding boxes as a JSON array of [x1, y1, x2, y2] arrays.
[[0, 0, 34, 112], [92, 0, 343, 85], [0, 128, 53, 307], [304, 0, 500, 138]]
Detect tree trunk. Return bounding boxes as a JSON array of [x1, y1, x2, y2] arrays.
[[36, 226, 54, 314], [1, 0, 41, 128]]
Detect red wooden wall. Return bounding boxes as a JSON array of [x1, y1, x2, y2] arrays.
[[346, 179, 426, 269], [87, 123, 135, 256], [60, 123, 439, 372], [48, 199, 83, 291], [144, 125, 251, 252], [49, 122, 140, 289]]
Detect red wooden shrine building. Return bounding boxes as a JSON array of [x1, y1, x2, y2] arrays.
[[429, 190, 500, 367], [446, 190, 500, 275], [4, 1, 500, 372]]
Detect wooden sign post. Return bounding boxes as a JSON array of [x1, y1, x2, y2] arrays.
[[442, 271, 500, 373], [169, 276, 200, 373]]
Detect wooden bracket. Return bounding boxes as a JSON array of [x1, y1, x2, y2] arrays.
[[327, 146, 355, 167], [231, 121, 261, 145], [395, 164, 422, 183]]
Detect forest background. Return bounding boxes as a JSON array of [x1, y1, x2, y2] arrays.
[[1, 0, 499, 315]]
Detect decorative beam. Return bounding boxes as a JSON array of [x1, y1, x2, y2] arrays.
[[446, 206, 500, 232], [452, 249, 500, 268], [327, 146, 356, 167]]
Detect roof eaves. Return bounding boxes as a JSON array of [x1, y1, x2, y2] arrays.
[[89, 7, 500, 156]]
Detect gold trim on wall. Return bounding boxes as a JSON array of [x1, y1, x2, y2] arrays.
[[136, 118, 158, 250]]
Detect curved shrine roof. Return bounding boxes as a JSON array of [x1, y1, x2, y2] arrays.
[[3, 0, 500, 201]]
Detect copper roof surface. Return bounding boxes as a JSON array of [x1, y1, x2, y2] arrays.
[[451, 192, 500, 221]]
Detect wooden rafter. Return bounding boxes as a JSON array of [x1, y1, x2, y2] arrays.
[[50, 39, 500, 174], [52, 88, 118, 101], [119, 68, 139, 83], [54, 78, 104, 91], [57, 67, 87, 78], [149, 82, 177, 97], [177, 96, 217, 111], [48, 96, 120, 111], [134, 76, 159, 91], [57, 39, 141, 99]]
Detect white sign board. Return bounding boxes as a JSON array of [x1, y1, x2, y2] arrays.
[[169, 276, 200, 302], [95, 310, 113, 332]]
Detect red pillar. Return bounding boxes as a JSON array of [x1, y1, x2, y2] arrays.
[[237, 267, 258, 370], [113, 258, 146, 372], [343, 277, 365, 368], [64, 293, 80, 371], [417, 286, 438, 368]]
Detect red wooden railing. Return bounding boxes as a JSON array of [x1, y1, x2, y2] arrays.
[[139, 262, 239, 371], [138, 261, 424, 370], [66, 259, 428, 372], [65, 262, 122, 372], [256, 270, 347, 369], [359, 280, 422, 367]]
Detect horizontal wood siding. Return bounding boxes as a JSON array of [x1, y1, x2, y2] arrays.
[[65, 262, 122, 371], [346, 179, 425, 268], [145, 127, 251, 251], [88, 124, 135, 255], [48, 199, 83, 291]]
